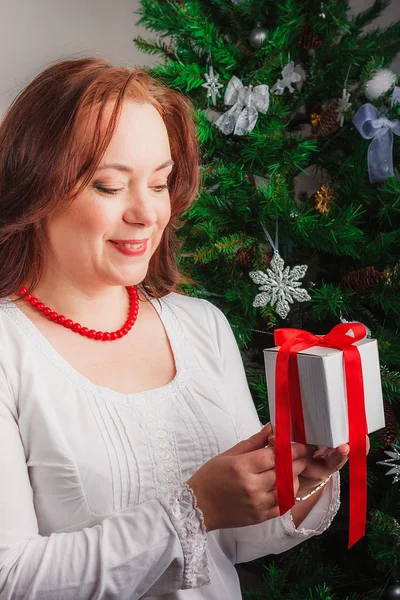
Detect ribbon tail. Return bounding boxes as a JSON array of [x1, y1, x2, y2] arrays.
[[234, 105, 258, 135], [252, 85, 270, 114], [215, 102, 243, 135], [275, 347, 295, 515], [368, 128, 394, 184], [344, 346, 368, 548]]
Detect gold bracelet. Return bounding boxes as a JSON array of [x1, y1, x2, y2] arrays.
[[295, 474, 333, 501]]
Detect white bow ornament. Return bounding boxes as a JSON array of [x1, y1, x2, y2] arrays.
[[271, 61, 302, 95], [214, 75, 270, 135]]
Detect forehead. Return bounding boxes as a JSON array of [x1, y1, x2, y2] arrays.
[[79, 100, 171, 166]]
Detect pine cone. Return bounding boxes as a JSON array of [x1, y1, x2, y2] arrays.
[[261, 251, 272, 269], [298, 25, 323, 49], [310, 184, 334, 214], [312, 101, 340, 137], [236, 245, 256, 268], [341, 266, 388, 293], [380, 403, 398, 446], [310, 112, 322, 131]]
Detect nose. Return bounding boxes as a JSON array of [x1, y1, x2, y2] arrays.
[[123, 187, 157, 227]]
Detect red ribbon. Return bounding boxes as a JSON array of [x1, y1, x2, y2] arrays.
[[273, 323, 368, 549]]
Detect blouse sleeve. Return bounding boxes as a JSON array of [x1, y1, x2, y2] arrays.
[[206, 301, 341, 564], [0, 350, 210, 599]]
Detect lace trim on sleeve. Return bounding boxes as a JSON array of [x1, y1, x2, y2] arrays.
[[281, 470, 341, 538], [159, 483, 211, 590]]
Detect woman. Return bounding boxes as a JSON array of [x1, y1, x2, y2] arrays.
[[0, 57, 350, 599]]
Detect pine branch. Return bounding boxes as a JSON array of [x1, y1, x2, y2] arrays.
[[147, 60, 205, 92], [310, 283, 353, 320], [133, 35, 174, 58], [370, 287, 400, 317], [380, 366, 400, 405], [351, 0, 391, 29]]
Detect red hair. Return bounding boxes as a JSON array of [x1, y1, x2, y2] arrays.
[[0, 57, 200, 302]]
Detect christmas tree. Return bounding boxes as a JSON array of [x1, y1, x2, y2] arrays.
[[134, 1, 400, 597]]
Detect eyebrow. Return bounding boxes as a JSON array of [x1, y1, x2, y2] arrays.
[[96, 159, 174, 174]]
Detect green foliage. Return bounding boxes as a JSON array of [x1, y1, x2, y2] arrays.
[[135, 0, 400, 597], [368, 508, 400, 573], [310, 283, 353, 319], [380, 366, 400, 404]]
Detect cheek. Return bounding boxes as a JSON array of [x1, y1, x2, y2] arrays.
[[65, 202, 114, 243], [159, 199, 172, 227]]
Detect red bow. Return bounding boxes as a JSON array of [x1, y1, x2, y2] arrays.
[[273, 323, 368, 548]]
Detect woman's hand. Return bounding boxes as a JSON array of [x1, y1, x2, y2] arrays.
[[267, 431, 370, 528], [186, 424, 310, 532], [267, 433, 371, 493]]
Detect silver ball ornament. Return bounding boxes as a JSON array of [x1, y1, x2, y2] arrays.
[[386, 584, 400, 600], [249, 25, 268, 49], [365, 68, 397, 100]]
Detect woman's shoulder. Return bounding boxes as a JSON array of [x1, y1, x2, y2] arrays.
[[160, 291, 233, 350], [161, 290, 225, 320]]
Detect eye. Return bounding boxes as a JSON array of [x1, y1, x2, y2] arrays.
[[152, 184, 170, 193], [95, 186, 122, 195], [94, 184, 169, 195]]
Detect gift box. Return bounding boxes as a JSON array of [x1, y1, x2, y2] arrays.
[[263, 323, 385, 548], [264, 335, 385, 448]]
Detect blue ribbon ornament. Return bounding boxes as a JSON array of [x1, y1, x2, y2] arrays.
[[353, 86, 400, 184]]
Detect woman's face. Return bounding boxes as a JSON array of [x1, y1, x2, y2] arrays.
[[43, 100, 173, 291]]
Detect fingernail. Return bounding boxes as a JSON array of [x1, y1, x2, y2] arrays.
[[268, 435, 276, 446]]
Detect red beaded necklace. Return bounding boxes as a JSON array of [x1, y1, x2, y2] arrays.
[[18, 285, 139, 341]]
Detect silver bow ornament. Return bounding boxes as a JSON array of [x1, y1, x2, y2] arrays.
[[271, 61, 301, 95], [353, 86, 400, 184], [214, 75, 270, 135]]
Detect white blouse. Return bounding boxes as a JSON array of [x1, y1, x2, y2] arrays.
[[0, 290, 340, 600]]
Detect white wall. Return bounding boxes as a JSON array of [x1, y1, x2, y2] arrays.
[[0, 0, 399, 118]]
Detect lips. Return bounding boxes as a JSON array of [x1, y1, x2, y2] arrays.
[[108, 239, 148, 256], [110, 239, 148, 244]]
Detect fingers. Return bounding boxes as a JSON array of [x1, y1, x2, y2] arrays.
[[247, 446, 276, 473], [249, 441, 311, 474], [256, 456, 307, 485], [328, 434, 370, 464], [267, 434, 312, 461], [248, 433, 370, 478], [268, 434, 370, 459], [312, 445, 331, 458], [292, 457, 309, 477], [336, 444, 350, 457], [293, 475, 300, 497], [263, 422, 273, 438]]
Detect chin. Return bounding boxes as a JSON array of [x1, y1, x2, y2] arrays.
[[116, 267, 150, 287]]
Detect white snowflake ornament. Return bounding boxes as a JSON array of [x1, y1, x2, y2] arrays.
[[249, 250, 311, 319], [337, 87, 352, 127], [377, 443, 400, 485], [271, 61, 302, 95], [201, 65, 224, 105]]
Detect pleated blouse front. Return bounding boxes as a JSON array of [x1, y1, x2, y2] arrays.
[[0, 291, 340, 599]]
